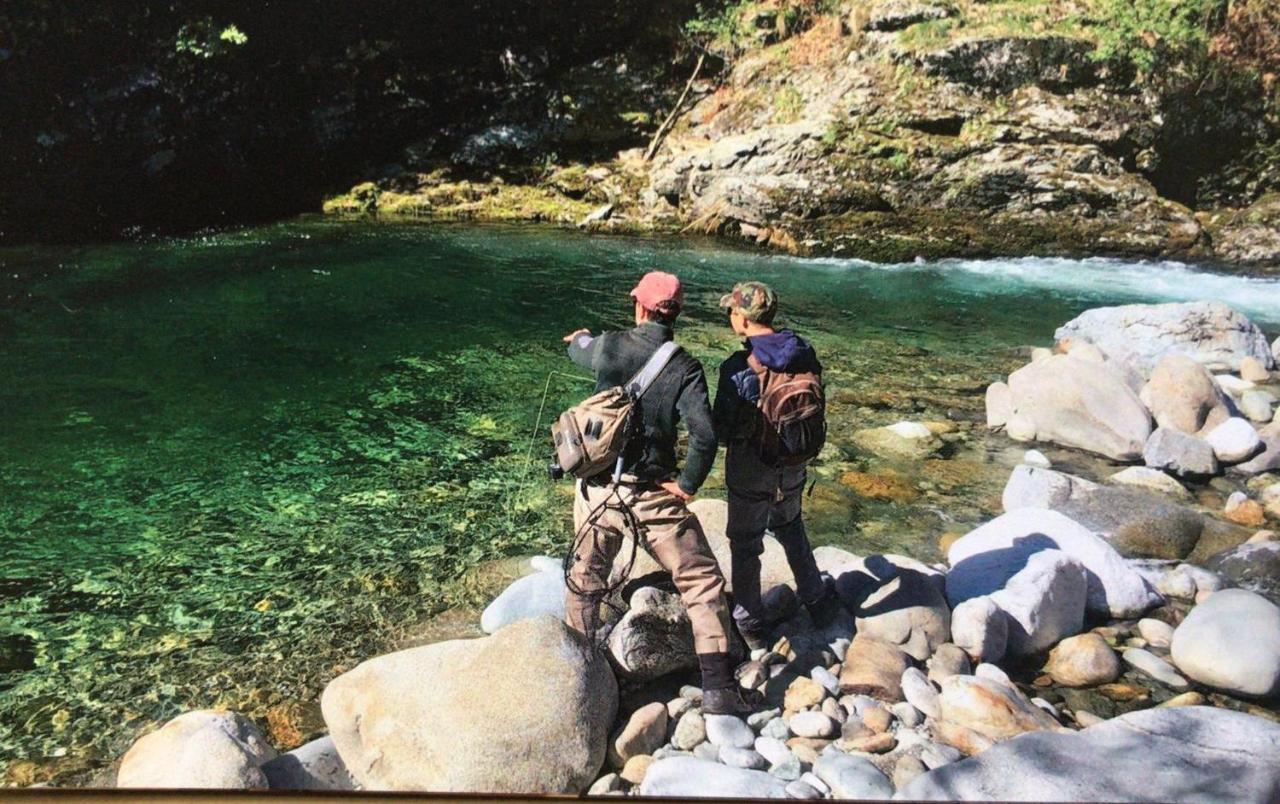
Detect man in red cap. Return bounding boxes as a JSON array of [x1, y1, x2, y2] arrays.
[[562, 270, 757, 715]]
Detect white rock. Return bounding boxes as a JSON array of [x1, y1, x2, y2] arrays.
[[1107, 466, 1192, 500], [1006, 413, 1037, 442], [1240, 390, 1276, 422], [1241, 356, 1271, 382], [480, 566, 566, 634], [949, 597, 1007, 663], [720, 746, 768, 770], [898, 706, 1280, 802], [814, 753, 894, 800], [117, 710, 276, 789], [974, 663, 1013, 687], [1023, 449, 1052, 468], [261, 736, 354, 791], [946, 508, 1161, 619], [989, 550, 1088, 658], [1000, 465, 1095, 511], [788, 711, 837, 739], [528, 555, 561, 574], [1054, 301, 1275, 377], [1157, 567, 1197, 599], [1170, 588, 1280, 697], [640, 757, 787, 798], [1205, 417, 1266, 464], [900, 667, 941, 720], [1122, 648, 1189, 690], [889, 421, 934, 439], [754, 737, 793, 767], [706, 715, 756, 749], [1216, 374, 1257, 396], [1137, 618, 1175, 649], [1006, 355, 1152, 460], [321, 616, 616, 793], [986, 382, 1013, 428]]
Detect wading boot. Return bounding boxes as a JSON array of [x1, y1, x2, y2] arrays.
[[805, 580, 844, 632], [698, 652, 765, 716]]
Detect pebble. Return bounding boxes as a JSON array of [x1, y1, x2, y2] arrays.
[[789, 711, 837, 739], [786, 738, 825, 765], [800, 771, 830, 795], [671, 711, 706, 750], [1074, 710, 1105, 727], [820, 697, 846, 724], [784, 677, 828, 712], [1158, 691, 1206, 708], [680, 685, 703, 702], [1122, 648, 1189, 690], [762, 717, 791, 740], [829, 638, 851, 658], [920, 741, 963, 769], [785, 779, 822, 799], [862, 706, 893, 734], [706, 715, 755, 749], [892, 701, 924, 728], [1137, 618, 1174, 649], [737, 661, 767, 690], [589, 773, 623, 794], [1156, 568, 1197, 600], [844, 732, 897, 754], [1024, 449, 1052, 468], [893, 755, 928, 789], [620, 755, 653, 785], [747, 708, 781, 730], [1032, 698, 1061, 720], [719, 746, 768, 770], [810, 666, 840, 695], [754, 736, 793, 766], [769, 755, 803, 782], [900, 667, 941, 719], [667, 697, 693, 721]]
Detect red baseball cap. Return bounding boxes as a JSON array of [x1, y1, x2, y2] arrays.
[[630, 271, 684, 315]]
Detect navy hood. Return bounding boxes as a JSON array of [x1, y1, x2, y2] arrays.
[[746, 330, 821, 373]]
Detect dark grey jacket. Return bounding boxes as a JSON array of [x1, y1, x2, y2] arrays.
[[567, 322, 716, 494]]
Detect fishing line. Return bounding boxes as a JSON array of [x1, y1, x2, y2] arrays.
[[514, 369, 593, 502]]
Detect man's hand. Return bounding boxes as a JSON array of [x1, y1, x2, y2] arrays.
[[563, 328, 591, 344], [660, 480, 693, 503]]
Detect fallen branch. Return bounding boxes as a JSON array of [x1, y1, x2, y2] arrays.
[[644, 51, 707, 163]]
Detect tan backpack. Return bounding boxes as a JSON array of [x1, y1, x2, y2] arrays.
[[551, 341, 681, 482], [748, 353, 826, 467]]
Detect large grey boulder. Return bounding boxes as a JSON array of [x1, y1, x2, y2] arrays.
[[1055, 485, 1204, 561], [988, 550, 1087, 658], [1143, 427, 1219, 477], [1138, 354, 1234, 435], [1005, 355, 1152, 460], [262, 736, 355, 791], [639, 756, 787, 798], [946, 508, 1161, 619], [1055, 301, 1275, 377], [607, 587, 697, 681], [1170, 589, 1280, 697], [480, 559, 565, 634], [898, 706, 1280, 802], [117, 710, 276, 789], [1204, 541, 1280, 603], [321, 616, 617, 793]]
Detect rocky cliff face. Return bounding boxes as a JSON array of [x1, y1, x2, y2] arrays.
[[323, 1, 1279, 271]]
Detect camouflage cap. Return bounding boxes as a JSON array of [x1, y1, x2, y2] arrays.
[[719, 281, 777, 324]]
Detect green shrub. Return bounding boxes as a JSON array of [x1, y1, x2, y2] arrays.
[[1088, 0, 1227, 75]]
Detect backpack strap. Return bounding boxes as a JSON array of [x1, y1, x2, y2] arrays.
[[626, 341, 682, 398]]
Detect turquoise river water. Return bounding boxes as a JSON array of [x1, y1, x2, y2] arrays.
[[2, 219, 1279, 783]]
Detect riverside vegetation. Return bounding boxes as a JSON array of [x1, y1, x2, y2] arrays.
[[104, 297, 1280, 798]]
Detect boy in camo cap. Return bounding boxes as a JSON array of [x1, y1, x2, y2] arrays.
[[713, 281, 842, 649]]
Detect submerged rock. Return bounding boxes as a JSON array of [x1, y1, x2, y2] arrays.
[[321, 616, 617, 793], [1056, 485, 1204, 561], [1107, 466, 1192, 500], [899, 706, 1280, 802]]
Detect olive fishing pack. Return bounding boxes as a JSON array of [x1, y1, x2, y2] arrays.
[[551, 341, 681, 482], [748, 352, 826, 466]]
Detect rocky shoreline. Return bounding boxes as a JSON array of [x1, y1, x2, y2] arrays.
[[98, 299, 1280, 798]]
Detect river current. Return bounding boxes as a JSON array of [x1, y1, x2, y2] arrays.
[[2, 219, 1279, 782]]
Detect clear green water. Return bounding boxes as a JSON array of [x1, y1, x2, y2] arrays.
[[2, 219, 1279, 782]]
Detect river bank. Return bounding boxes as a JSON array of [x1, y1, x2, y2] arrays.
[[4, 221, 1280, 790]]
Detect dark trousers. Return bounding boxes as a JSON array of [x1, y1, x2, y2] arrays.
[[725, 443, 825, 634]]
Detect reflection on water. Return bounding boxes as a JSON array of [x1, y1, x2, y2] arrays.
[[1, 220, 1277, 783]]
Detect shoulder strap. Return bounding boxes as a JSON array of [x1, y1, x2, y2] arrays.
[[746, 352, 769, 379], [626, 341, 681, 398]]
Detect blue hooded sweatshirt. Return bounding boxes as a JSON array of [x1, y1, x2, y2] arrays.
[[712, 329, 822, 442]]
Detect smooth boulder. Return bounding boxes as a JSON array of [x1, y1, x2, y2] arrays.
[[1043, 633, 1120, 687], [853, 569, 952, 662], [1054, 301, 1274, 377], [321, 616, 617, 793], [1001, 465, 1095, 511], [1205, 417, 1265, 464], [117, 710, 276, 789], [480, 561, 566, 634], [1138, 354, 1233, 435], [608, 587, 698, 681], [933, 675, 1061, 756], [1005, 355, 1152, 460], [1170, 588, 1280, 697], [1056, 485, 1203, 561], [988, 550, 1087, 658], [261, 736, 355, 791], [947, 508, 1161, 619], [899, 706, 1280, 802]]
